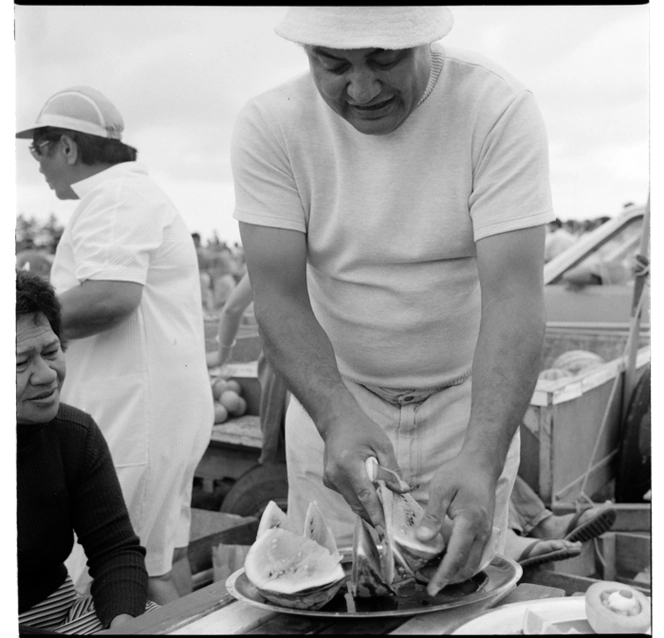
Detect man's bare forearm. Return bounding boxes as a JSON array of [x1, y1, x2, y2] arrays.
[[253, 289, 363, 438], [461, 288, 546, 479]]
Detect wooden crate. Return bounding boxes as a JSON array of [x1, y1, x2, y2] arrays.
[[519, 327, 650, 507], [225, 362, 261, 416], [187, 509, 258, 589]]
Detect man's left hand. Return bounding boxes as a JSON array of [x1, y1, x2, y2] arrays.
[[414, 452, 497, 596]]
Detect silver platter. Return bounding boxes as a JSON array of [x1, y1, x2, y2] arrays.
[[226, 554, 522, 619]]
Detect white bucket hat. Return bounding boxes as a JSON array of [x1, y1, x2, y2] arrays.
[[275, 6, 454, 50], [16, 86, 124, 140]]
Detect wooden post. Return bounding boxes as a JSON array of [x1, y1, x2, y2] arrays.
[[623, 194, 650, 418], [598, 532, 617, 581]]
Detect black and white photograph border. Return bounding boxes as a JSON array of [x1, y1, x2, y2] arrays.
[[5, 2, 660, 634]]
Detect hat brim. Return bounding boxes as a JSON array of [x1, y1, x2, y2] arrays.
[[16, 113, 122, 140], [275, 6, 454, 50], [16, 128, 39, 139]]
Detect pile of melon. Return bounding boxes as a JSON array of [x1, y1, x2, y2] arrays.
[[242, 460, 501, 611], [538, 350, 606, 383], [210, 376, 247, 424], [244, 501, 346, 610]]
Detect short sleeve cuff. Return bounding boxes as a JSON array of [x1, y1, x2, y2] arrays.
[[75, 266, 148, 285], [233, 209, 306, 233], [473, 208, 555, 242]]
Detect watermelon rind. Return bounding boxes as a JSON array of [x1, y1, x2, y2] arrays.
[[258, 577, 345, 610], [244, 526, 345, 610]]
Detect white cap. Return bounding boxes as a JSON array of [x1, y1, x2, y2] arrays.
[[16, 86, 124, 140]]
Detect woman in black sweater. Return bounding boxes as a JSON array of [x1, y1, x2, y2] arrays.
[[17, 269, 153, 634]]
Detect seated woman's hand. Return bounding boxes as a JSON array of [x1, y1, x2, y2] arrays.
[[109, 613, 135, 628]]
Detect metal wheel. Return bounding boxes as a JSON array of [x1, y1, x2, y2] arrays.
[[615, 365, 650, 503], [220, 462, 288, 518]]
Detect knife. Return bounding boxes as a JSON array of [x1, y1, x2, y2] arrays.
[[365, 456, 411, 492]]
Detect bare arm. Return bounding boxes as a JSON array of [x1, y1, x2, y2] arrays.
[[213, 272, 255, 366], [58, 280, 143, 340], [239, 222, 403, 526], [419, 225, 547, 594]]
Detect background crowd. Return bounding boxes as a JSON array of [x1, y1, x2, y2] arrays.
[[17, 213, 620, 302], [16, 219, 249, 316]]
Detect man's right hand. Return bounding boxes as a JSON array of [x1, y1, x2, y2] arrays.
[[237, 223, 407, 530], [319, 412, 405, 532]]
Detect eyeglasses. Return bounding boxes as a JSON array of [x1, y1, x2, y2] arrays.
[[29, 140, 51, 160]]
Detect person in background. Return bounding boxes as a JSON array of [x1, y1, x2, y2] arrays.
[[563, 218, 582, 236], [210, 272, 289, 465], [16, 248, 54, 281], [231, 6, 554, 596], [208, 244, 238, 310], [505, 475, 616, 568], [544, 218, 577, 262], [192, 232, 215, 313], [16, 86, 214, 605], [16, 269, 157, 634]]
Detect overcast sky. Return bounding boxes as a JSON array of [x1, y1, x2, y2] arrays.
[[13, 5, 650, 246]]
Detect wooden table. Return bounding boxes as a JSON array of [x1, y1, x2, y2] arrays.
[[101, 579, 567, 635]]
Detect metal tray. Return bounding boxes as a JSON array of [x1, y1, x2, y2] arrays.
[[226, 554, 521, 619]]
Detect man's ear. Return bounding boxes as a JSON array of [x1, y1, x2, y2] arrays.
[[60, 135, 78, 165]]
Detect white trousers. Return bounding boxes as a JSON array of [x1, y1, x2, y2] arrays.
[[285, 376, 520, 552]]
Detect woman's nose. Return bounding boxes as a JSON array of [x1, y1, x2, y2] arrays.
[[31, 357, 57, 384]]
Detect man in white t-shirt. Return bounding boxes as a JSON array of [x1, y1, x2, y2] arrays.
[[232, 7, 554, 595], [16, 87, 213, 604]]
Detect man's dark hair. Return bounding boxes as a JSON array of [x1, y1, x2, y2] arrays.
[[34, 126, 138, 166], [16, 269, 67, 350]]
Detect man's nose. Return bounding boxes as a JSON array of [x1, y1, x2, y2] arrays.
[[347, 69, 381, 104]]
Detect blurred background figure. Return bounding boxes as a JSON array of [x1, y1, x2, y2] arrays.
[[192, 232, 215, 314], [544, 218, 577, 262], [16, 245, 54, 281], [504, 475, 615, 568], [211, 272, 289, 465], [208, 243, 239, 311]]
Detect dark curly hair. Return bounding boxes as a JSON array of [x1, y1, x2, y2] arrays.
[[34, 126, 138, 166], [16, 269, 67, 351]]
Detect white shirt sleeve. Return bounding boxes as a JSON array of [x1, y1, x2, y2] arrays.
[[71, 185, 163, 284], [231, 101, 307, 233], [470, 91, 554, 241]]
